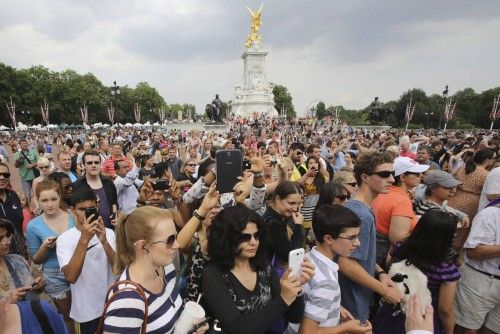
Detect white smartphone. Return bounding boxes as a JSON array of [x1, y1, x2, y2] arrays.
[[288, 248, 305, 278]]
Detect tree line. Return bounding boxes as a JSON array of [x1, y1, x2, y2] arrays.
[[1, 62, 498, 129], [312, 87, 500, 129], [0, 62, 196, 127]]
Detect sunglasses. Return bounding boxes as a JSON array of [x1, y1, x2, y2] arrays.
[[149, 234, 177, 248], [0, 172, 11, 178], [38, 165, 50, 169], [404, 171, 422, 176], [368, 171, 395, 178], [238, 231, 261, 243], [335, 195, 350, 201], [186, 164, 197, 167], [85, 161, 100, 165], [347, 182, 357, 187]]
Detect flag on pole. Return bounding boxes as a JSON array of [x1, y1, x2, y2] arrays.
[[134, 103, 141, 123], [40, 100, 49, 125], [107, 103, 115, 125], [490, 94, 500, 120], [80, 102, 88, 124]]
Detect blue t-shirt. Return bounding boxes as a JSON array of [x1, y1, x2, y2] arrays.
[[338, 199, 376, 323], [26, 213, 75, 269]]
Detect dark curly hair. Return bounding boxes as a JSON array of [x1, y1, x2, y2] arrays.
[[207, 204, 268, 271]]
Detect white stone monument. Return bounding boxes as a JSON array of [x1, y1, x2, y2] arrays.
[[231, 4, 278, 118]]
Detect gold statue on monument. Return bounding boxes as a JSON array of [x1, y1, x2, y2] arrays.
[[245, 3, 264, 49]]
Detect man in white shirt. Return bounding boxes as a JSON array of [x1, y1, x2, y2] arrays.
[[477, 166, 500, 211], [114, 159, 142, 214], [57, 187, 116, 334], [454, 193, 500, 334]]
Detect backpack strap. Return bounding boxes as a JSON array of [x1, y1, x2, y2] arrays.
[[96, 279, 148, 334], [31, 299, 55, 334]]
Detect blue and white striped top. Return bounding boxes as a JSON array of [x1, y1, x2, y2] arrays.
[[103, 263, 183, 333]]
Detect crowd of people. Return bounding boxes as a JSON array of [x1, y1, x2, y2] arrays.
[[0, 116, 498, 334]]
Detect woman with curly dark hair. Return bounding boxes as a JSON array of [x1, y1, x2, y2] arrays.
[[374, 210, 460, 334], [202, 204, 314, 334]]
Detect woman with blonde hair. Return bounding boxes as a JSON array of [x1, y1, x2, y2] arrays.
[[102, 206, 207, 333]]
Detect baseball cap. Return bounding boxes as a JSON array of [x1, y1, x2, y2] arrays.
[[394, 157, 429, 177], [424, 170, 461, 188]]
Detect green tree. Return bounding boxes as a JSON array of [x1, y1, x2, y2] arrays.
[[272, 84, 295, 117], [315, 102, 327, 119], [133, 82, 166, 122], [392, 89, 428, 128]]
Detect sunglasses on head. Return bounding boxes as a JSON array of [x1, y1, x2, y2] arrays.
[[368, 171, 395, 178], [238, 231, 260, 243], [0, 172, 11, 178], [149, 234, 177, 248]]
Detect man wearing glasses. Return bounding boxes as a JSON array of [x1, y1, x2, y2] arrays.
[[287, 142, 306, 182], [72, 151, 118, 229], [338, 151, 403, 324], [57, 187, 116, 334]]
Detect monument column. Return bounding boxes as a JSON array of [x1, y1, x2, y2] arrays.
[[231, 4, 278, 118]]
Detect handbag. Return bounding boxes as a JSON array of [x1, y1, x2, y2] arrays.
[[96, 279, 149, 334]]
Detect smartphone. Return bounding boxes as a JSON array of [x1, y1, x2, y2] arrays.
[[152, 179, 169, 190], [216, 149, 242, 193], [288, 248, 305, 278], [84, 208, 99, 222]]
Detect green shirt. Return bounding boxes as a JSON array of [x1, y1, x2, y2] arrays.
[[14, 149, 38, 181]]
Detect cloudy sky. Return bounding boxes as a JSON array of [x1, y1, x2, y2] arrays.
[[1, 0, 499, 116]]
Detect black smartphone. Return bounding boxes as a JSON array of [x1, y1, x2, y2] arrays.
[[84, 208, 99, 222], [216, 149, 242, 193], [242, 159, 252, 170], [152, 179, 169, 190]]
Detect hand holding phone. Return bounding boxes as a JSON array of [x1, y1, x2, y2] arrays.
[[85, 207, 99, 223]]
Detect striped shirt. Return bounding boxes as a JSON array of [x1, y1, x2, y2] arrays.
[[286, 247, 340, 333], [103, 264, 183, 333]]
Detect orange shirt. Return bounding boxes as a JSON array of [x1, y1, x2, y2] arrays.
[[372, 185, 417, 236]]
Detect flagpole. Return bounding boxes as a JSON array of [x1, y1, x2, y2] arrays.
[[490, 94, 500, 131]]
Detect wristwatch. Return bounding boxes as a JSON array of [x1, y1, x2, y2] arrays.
[[193, 210, 206, 221]]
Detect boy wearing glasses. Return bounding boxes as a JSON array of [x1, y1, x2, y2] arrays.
[[338, 151, 403, 323], [286, 204, 373, 334], [56, 187, 116, 334]]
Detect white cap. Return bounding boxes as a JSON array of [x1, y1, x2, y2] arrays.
[[394, 157, 430, 177]]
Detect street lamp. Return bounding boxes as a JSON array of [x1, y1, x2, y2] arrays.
[[111, 81, 120, 96], [21, 110, 31, 124], [424, 112, 434, 129]]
